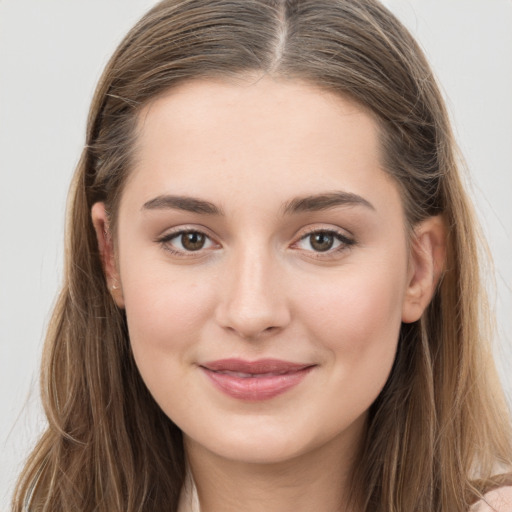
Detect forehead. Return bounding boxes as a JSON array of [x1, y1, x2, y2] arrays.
[[136, 76, 376, 152], [123, 76, 400, 216]]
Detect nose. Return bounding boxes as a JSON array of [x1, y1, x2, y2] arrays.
[[215, 244, 291, 340]]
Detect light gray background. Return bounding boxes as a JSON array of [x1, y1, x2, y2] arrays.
[[1, 0, 511, 508]]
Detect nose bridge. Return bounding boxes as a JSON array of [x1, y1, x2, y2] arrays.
[[216, 240, 290, 339]]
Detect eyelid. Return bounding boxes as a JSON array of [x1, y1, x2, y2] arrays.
[[291, 225, 356, 256], [156, 225, 221, 256], [155, 224, 355, 259], [298, 225, 354, 241]]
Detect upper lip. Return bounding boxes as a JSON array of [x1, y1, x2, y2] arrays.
[[200, 358, 314, 375]]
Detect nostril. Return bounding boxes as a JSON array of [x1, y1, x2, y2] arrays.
[[223, 323, 283, 341]]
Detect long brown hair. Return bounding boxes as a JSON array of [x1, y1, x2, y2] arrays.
[[13, 1, 512, 510]]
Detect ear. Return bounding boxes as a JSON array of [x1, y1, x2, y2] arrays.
[[91, 202, 125, 308], [402, 215, 446, 323]]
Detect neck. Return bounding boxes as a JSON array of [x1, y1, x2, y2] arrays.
[[183, 416, 365, 512]]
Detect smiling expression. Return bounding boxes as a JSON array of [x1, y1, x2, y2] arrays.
[[93, 76, 421, 465]]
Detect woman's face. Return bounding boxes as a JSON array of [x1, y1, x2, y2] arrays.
[[93, 77, 436, 465]]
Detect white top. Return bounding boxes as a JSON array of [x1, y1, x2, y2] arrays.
[[470, 486, 512, 511], [177, 470, 200, 512], [177, 479, 512, 512]]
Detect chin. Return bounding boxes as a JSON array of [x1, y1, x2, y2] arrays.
[[209, 440, 308, 465], [183, 422, 316, 465]]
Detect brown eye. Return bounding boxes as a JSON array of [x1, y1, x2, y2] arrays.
[[181, 232, 206, 251], [159, 229, 216, 254], [294, 229, 354, 255], [309, 232, 335, 252]]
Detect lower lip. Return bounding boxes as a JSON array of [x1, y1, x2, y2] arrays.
[[201, 366, 314, 401]]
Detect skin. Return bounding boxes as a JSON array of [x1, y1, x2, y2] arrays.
[[92, 76, 445, 512]]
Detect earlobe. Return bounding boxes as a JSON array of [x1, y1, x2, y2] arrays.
[[91, 202, 125, 308], [402, 215, 446, 323]]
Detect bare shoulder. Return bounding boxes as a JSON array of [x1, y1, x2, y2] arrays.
[[471, 486, 512, 512]]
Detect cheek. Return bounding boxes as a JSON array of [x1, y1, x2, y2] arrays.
[[119, 265, 221, 425], [119, 261, 216, 372], [296, 257, 408, 396], [303, 265, 405, 341], [289, 265, 407, 438]]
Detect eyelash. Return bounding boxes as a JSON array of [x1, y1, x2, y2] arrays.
[[293, 228, 356, 258], [156, 227, 355, 258], [156, 228, 217, 257]]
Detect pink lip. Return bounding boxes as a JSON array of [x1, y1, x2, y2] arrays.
[[200, 358, 315, 401]]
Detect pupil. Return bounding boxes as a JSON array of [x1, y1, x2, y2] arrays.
[[182, 232, 205, 251], [311, 232, 334, 252]]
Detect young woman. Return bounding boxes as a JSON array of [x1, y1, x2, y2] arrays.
[[12, 1, 512, 510]]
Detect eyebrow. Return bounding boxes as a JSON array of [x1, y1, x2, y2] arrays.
[[141, 191, 374, 216], [282, 191, 375, 215], [142, 195, 224, 215]]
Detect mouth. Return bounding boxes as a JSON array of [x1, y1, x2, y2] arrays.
[[199, 358, 316, 401]]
